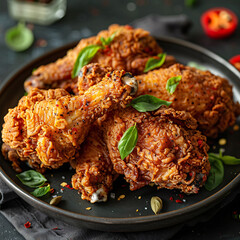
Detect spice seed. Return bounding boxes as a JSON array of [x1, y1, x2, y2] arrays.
[[86, 207, 92, 210], [50, 196, 62, 206], [219, 138, 227, 145], [233, 124, 239, 131], [151, 196, 163, 215], [138, 196, 142, 199], [118, 194, 125, 200]]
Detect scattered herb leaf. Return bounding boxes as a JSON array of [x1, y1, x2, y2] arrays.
[[118, 123, 138, 160], [187, 61, 207, 71], [24, 92, 28, 96], [204, 154, 224, 191], [31, 184, 50, 197], [16, 170, 47, 188], [166, 76, 182, 94], [72, 45, 102, 78], [130, 95, 171, 112], [100, 31, 117, 46], [5, 22, 34, 52], [144, 53, 166, 73]]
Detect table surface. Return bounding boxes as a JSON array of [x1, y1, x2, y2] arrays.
[[1, 0, 240, 239]]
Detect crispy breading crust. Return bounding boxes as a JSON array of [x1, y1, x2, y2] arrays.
[[103, 107, 210, 194], [71, 126, 116, 203], [2, 70, 134, 170], [136, 63, 240, 137], [24, 24, 167, 93]]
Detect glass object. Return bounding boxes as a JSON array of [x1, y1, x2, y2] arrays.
[[7, 0, 67, 25]]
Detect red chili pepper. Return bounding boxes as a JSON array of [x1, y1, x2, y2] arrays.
[[201, 8, 238, 39], [125, 25, 133, 30], [179, 194, 184, 199], [65, 184, 73, 190], [102, 46, 112, 56], [72, 127, 77, 133], [229, 55, 240, 71], [175, 199, 183, 203], [169, 196, 173, 201], [197, 139, 203, 147], [24, 221, 31, 228]]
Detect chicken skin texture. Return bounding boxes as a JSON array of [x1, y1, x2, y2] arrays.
[[103, 107, 210, 194], [136, 64, 240, 138], [2, 70, 136, 171], [24, 24, 175, 94], [71, 126, 116, 203]]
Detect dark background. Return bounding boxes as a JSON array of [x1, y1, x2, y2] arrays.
[[1, 0, 240, 239]]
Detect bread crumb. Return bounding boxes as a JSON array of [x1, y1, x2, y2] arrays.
[[86, 207, 92, 210], [138, 196, 142, 199]]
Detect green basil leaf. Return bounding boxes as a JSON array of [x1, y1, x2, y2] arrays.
[[130, 95, 172, 112], [100, 31, 117, 46], [208, 152, 240, 165], [31, 184, 50, 197], [166, 76, 182, 95], [144, 53, 166, 73], [72, 45, 102, 78], [221, 156, 240, 165], [185, 0, 196, 7], [16, 170, 47, 188], [118, 124, 138, 160], [204, 155, 224, 191], [5, 22, 34, 52], [187, 61, 207, 71]]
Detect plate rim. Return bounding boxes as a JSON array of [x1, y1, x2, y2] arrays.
[[1, 36, 240, 226]]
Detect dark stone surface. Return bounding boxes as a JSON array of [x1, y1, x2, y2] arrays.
[[1, 0, 240, 239]]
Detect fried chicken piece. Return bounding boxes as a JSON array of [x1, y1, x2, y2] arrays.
[[24, 24, 175, 93], [136, 63, 240, 138], [2, 70, 137, 171], [71, 126, 116, 203], [103, 107, 210, 194], [78, 64, 113, 95]]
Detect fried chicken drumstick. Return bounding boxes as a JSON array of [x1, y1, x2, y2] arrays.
[[2, 70, 137, 172], [71, 125, 116, 203], [24, 24, 175, 94], [103, 107, 210, 194], [136, 64, 240, 138]]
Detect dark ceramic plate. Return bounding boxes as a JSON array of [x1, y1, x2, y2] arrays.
[[1, 37, 240, 232]]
